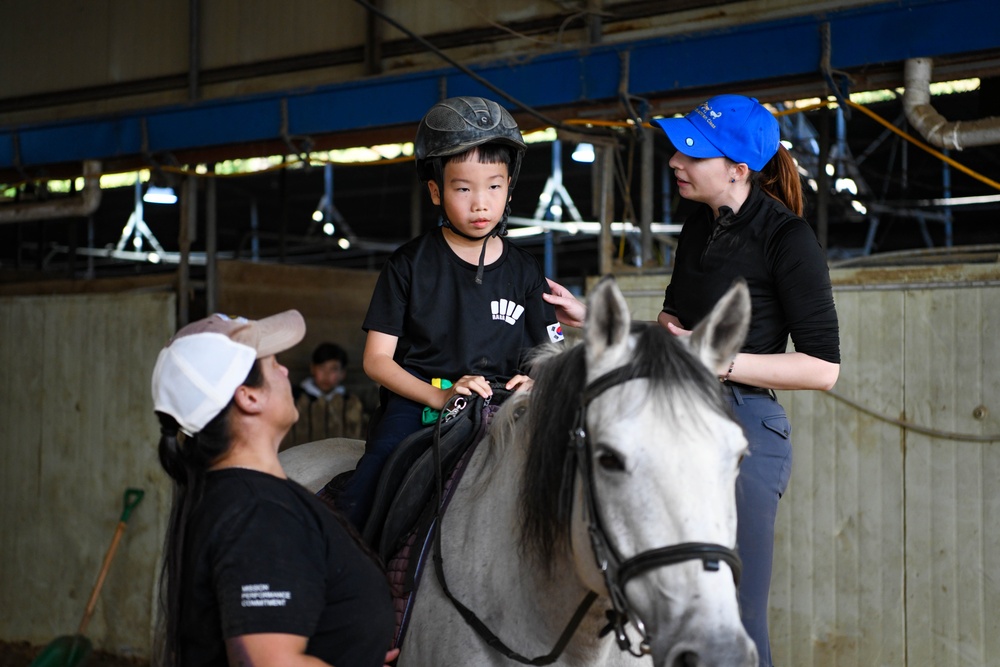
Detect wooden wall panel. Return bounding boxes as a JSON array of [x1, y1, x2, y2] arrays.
[[615, 265, 1000, 667], [2, 263, 998, 662], [218, 260, 380, 400], [903, 286, 1000, 666], [773, 287, 906, 667], [0, 291, 174, 654]]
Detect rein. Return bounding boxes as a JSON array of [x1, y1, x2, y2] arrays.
[[430, 391, 596, 666], [430, 365, 742, 663]]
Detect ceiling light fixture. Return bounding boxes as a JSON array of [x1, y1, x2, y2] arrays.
[[143, 185, 177, 205]]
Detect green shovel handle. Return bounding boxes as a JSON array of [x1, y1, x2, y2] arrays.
[[120, 488, 144, 522]]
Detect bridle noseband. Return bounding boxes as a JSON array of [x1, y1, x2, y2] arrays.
[[571, 363, 743, 657]]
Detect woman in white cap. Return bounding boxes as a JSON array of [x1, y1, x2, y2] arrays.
[[151, 310, 398, 667], [545, 94, 840, 667]]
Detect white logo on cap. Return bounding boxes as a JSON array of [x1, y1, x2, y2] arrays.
[[696, 102, 722, 129], [685, 137, 694, 146]]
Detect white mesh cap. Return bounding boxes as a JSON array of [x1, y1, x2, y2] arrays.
[[151, 310, 305, 435]]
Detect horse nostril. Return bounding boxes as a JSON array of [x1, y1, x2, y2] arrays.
[[672, 651, 699, 667]]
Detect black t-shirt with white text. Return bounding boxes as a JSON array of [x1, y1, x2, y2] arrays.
[[179, 469, 394, 667]]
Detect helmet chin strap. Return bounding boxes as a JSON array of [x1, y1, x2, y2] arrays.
[[439, 203, 511, 285]]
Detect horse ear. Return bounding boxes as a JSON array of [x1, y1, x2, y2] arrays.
[[688, 278, 751, 373], [585, 276, 632, 366]]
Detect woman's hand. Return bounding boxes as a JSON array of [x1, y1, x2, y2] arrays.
[[657, 311, 690, 337], [384, 648, 400, 666], [664, 321, 691, 338], [505, 374, 534, 393], [543, 278, 587, 328]]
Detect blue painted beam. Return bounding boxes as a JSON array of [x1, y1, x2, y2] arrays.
[[1, 0, 996, 171]]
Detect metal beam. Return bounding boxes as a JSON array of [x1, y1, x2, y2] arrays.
[[1, 0, 997, 171]]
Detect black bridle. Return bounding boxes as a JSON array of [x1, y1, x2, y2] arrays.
[[573, 364, 742, 656], [431, 362, 742, 664]]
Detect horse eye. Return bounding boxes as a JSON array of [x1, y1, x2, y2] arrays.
[[596, 449, 626, 472]]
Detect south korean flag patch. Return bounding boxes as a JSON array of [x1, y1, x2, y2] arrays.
[[546, 322, 564, 343]]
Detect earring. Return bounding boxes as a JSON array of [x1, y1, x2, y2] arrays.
[[730, 178, 735, 183]]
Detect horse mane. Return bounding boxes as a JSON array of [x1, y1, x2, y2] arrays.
[[518, 322, 730, 569]]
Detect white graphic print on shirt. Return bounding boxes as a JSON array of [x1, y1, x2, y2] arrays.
[[491, 299, 525, 325]]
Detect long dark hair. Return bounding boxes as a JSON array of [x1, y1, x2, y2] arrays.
[[754, 144, 803, 216], [154, 360, 264, 667]]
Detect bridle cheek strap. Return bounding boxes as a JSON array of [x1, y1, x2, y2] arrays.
[[573, 364, 743, 657]]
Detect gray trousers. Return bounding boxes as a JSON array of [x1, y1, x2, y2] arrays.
[[725, 384, 793, 667]]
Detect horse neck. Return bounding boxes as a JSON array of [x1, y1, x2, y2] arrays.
[[440, 422, 619, 662]]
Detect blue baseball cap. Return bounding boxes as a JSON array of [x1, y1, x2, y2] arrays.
[[652, 95, 780, 172]]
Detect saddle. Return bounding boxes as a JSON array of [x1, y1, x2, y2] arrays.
[[362, 391, 499, 561], [318, 388, 509, 650], [384, 391, 510, 650]]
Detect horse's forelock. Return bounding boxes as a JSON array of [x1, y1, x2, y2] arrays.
[[518, 323, 730, 568], [634, 323, 731, 418]]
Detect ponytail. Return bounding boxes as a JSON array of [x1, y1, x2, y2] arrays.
[[154, 359, 264, 667], [755, 145, 803, 217]]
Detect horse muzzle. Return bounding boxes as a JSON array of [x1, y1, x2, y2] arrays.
[[654, 626, 758, 667]]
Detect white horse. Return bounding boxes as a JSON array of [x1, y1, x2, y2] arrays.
[[281, 277, 756, 667]]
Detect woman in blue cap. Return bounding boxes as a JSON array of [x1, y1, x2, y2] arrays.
[[545, 94, 840, 667]]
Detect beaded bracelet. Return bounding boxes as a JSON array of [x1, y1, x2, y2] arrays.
[[719, 358, 735, 383]]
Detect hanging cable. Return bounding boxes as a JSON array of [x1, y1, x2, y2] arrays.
[[819, 22, 853, 119], [824, 389, 1000, 443], [349, 0, 609, 138]]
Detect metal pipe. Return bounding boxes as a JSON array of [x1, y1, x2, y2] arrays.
[[587, 0, 602, 45], [249, 197, 260, 261], [189, 0, 200, 100], [178, 176, 197, 327], [942, 149, 953, 247], [206, 170, 217, 312], [0, 161, 102, 223], [365, 0, 384, 75], [639, 125, 653, 266], [903, 57, 1000, 149], [598, 144, 614, 276], [816, 108, 831, 250]]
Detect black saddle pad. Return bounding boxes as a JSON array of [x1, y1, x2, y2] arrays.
[[365, 390, 509, 562]]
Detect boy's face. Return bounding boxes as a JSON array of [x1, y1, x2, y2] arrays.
[[427, 155, 510, 239], [310, 359, 346, 393]]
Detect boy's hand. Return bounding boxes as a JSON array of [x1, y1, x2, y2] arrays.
[[506, 374, 534, 393], [441, 374, 493, 407]]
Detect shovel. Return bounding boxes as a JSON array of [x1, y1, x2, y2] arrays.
[[30, 488, 145, 667]]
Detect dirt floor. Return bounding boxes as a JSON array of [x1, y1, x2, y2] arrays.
[[0, 641, 148, 667]]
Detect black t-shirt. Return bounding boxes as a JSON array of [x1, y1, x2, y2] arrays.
[[179, 469, 394, 667], [363, 228, 563, 381], [663, 185, 840, 364]]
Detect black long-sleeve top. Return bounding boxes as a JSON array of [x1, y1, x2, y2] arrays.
[[662, 184, 841, 364]]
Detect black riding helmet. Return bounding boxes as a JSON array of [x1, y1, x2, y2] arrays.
[[415, 97, 527, 283]]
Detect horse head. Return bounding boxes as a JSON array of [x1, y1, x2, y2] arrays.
[[522, 277, 757, 667]]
